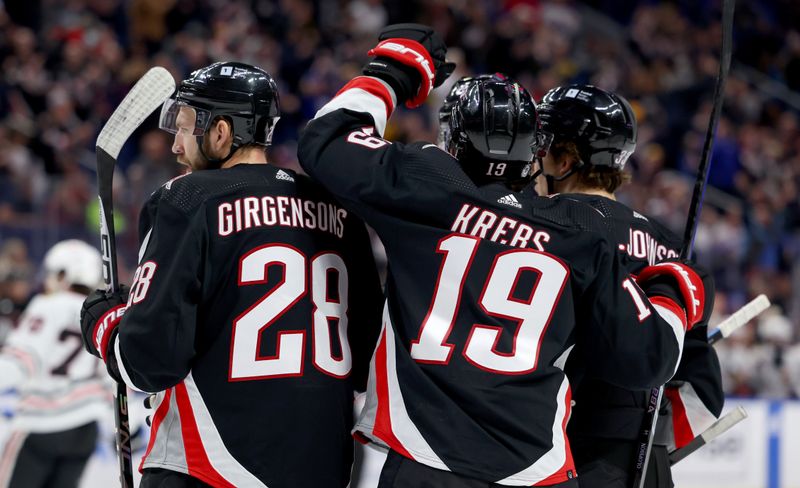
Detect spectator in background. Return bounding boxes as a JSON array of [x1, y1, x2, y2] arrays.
[[0, 0, 799, 397], [0, 240, 34, 335], [751, 309, 795, 398]]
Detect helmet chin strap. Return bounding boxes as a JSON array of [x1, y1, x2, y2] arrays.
[[533, 160, 583, 195], [196, 135, 239, 169]]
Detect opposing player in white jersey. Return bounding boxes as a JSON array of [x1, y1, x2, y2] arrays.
[[0, 240, 111, 488]]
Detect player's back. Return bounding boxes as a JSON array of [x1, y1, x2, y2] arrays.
[[563, 194, 681, 272], [119, 164, 382, 488], [2, 291, 110, 432], [301, 105, 689, 485]]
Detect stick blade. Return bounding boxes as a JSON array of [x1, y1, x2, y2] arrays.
[[96, 66, 176, 159], [669, 405, 748, 465]]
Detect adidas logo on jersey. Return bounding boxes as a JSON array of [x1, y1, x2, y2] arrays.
[[497, 193, 522, 208], [633, 211, 649, 221], [275, 169, 295, 182]]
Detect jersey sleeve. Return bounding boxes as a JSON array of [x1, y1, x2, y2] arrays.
[[297, 76, 428, 225], [577, 241, 688, 390], [111, 190, 206, 393], [0, 298, 44, 389], [0, 329, 37, 390]]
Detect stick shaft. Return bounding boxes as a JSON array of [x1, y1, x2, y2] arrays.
[[97, 148, 134, 488]]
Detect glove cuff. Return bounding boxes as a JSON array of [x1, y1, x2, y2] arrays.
[[92, 303, 126, 362]]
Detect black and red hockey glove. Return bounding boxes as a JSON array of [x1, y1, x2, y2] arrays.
[[363, 23, 455, 108], [636, 260, 714, 330], [80, 285, 129, 363]]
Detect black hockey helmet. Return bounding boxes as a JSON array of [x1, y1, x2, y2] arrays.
[[445, 77, 550, 187], [537, 84, 636, 170], [159, 62, 281, 153], [437, 73, 507, 148]]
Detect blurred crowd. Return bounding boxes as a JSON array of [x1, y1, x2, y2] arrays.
[[1, 0, 799, 398]]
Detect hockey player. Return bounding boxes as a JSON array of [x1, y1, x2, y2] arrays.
[[535, 84, 724, 488], [0, 240, 111, 488], [298, 24, 713, 487], [79, 62, 383, 488]]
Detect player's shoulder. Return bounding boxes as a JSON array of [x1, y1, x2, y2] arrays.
[[23, 291, 82, 318], [149, 165, 328, 212], [524, 193, 612, 237], [399, 142, 479, 190], [558, 193, 679, 241]]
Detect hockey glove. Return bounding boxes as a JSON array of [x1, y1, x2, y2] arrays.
[[80, 285, 129, 363], [636, 260, 714, 330], [364, 23, 455, 108]]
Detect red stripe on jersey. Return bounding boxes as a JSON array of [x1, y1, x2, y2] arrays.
[[335, 76, 395, 119], [6, 346, 37, 376], [649, 296, 688, 330], [372, 328, 413, 459], [174, 382, 236, 488], [0, 431, 27, 485], [535, 385, 576, 486], [19, 383, 108, 409], [140, 388, 173, 472], [665, 387, 694, 449]]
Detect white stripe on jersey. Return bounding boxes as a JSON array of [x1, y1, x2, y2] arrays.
[[354, 303, 448, 470], [182, 373, 266, 487], [113, 335, 145, 393], [141, 388, 189, 474], [496, 376, 571, 486], [669, 381, 717, 450], [315, 78, 397, 136], [139, 227, 153, 264], [653, 303, 686, 375]]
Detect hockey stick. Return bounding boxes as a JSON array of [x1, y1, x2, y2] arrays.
[[668, 405, 748, 465], [96, 66, 175, 488], [632, 0, 736, 486], [708, 294, 770, 344]]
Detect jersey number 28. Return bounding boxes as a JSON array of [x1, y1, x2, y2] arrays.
[[229, 244, 350, 381]]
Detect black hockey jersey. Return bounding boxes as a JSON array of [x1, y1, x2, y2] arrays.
[[562, 194, 723, 450], [297, 77, 692, 486], [108, 164, 382, 488]]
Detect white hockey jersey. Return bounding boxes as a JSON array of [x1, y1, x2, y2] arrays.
[[0, 291, 111, 433]]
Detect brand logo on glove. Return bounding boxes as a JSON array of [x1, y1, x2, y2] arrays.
[[94, 305, 126, 361], [379, 41, 435, 91], [663, 263, 700, 316]]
